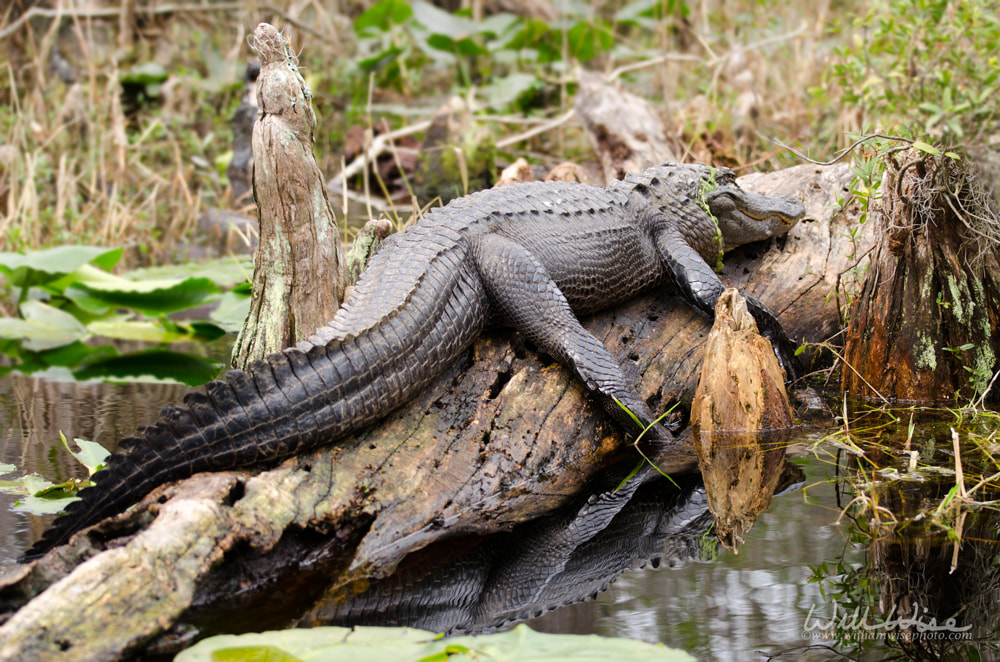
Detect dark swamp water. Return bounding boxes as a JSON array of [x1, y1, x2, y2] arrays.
[[1, 364, 999, 661]]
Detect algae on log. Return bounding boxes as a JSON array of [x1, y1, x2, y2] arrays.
[[843, 153, 1000, 401], [0, 165, 858, 660], [231, 24, 347, 369]]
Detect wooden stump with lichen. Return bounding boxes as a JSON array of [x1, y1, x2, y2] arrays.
[[842, 152, 1000, 402], [230, 23, 347, 369]]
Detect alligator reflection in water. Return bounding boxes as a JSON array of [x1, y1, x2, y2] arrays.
[[310, 449, 804, 635]]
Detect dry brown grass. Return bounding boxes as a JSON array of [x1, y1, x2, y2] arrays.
[[0, 0, 857, 267]]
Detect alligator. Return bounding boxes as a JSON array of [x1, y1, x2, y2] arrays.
[[19, 162, 805, 562]]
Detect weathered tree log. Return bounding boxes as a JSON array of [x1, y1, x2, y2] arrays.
[[843, 152, 1000, 401], [230, 24, 346, 369], [574, 72, 679, 184], [0, 163, 860, 660]]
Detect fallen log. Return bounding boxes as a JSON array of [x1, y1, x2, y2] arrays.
[[0, 163, 861, 660]]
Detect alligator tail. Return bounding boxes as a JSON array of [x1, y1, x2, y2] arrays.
[[19, 260, 489, 562]]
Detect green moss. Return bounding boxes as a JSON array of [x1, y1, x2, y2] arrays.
[[696, 167, 725, 272], [914, 332, 937, 371]]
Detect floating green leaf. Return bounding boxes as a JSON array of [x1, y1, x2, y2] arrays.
[[128, 257, 252, 289], [84, 318, 223, 344], [64, 277, 220, 317], [177, 624, 695, 662], [0, 301, 88, 351], [61, 433, 111, 475], [209, 646, 302, 662], [0, 474, 79, 515], [0, 245, 122, 291], [72, 349, 222, 386], [210, 290, 252, 332]]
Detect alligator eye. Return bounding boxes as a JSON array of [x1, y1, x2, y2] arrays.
[[708, 191, 736, 213]]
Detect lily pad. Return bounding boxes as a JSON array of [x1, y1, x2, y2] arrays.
[[0, 301, 88, 351], [210, 290, 252, 331], [72, 348, 222, 386], [0, 474, 80, 515], [0, 245, 122, 290], [128, 257, 253, 289], [64, 277, 221, 317], [176, 624, 695, 662], [61, 433, 110, 475]]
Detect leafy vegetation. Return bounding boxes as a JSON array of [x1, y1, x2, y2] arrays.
[[0, 0, 863, 264], [825, 0, 1000, 146], [0, 245, 248, 383], [176, 623, 695, 662], [820, 0, 1000, 308], [0, 434, 109, 515]]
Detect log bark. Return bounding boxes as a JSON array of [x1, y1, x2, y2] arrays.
[[843, 152, 1000, 402], [230, 24, 346, 370], [690, 288, 793, 553], [0, 164, 861, 660]]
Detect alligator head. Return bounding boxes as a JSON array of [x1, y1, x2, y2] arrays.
[[703, 166, 805, 251], [623, 163, 805, 271]]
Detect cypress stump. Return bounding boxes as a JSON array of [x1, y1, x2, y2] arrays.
[[231, 24, 347, 369], [842, 152, 1000, 402]]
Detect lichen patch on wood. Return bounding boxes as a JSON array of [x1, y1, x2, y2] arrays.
[[231, 23, 346, 369]]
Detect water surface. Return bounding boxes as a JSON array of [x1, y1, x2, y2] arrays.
[[1, 373, 998, 661]]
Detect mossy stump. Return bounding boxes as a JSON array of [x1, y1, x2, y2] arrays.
[[231, 23, 347, 369], [842, 153, 1000, 402]]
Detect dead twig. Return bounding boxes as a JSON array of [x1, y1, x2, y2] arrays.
[[762, 133, 916, 166], [496, 108, 577, 149], [0, 2, 245, 40]]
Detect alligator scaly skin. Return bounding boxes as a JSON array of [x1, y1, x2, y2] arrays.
[[20, 163, 804, 562]]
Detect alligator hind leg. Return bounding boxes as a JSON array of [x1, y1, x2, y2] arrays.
[[470, 233, 672, 442]]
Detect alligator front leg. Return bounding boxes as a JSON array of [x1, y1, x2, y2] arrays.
[[653, 227, 801, 381], [470, 233, 673, 443]]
